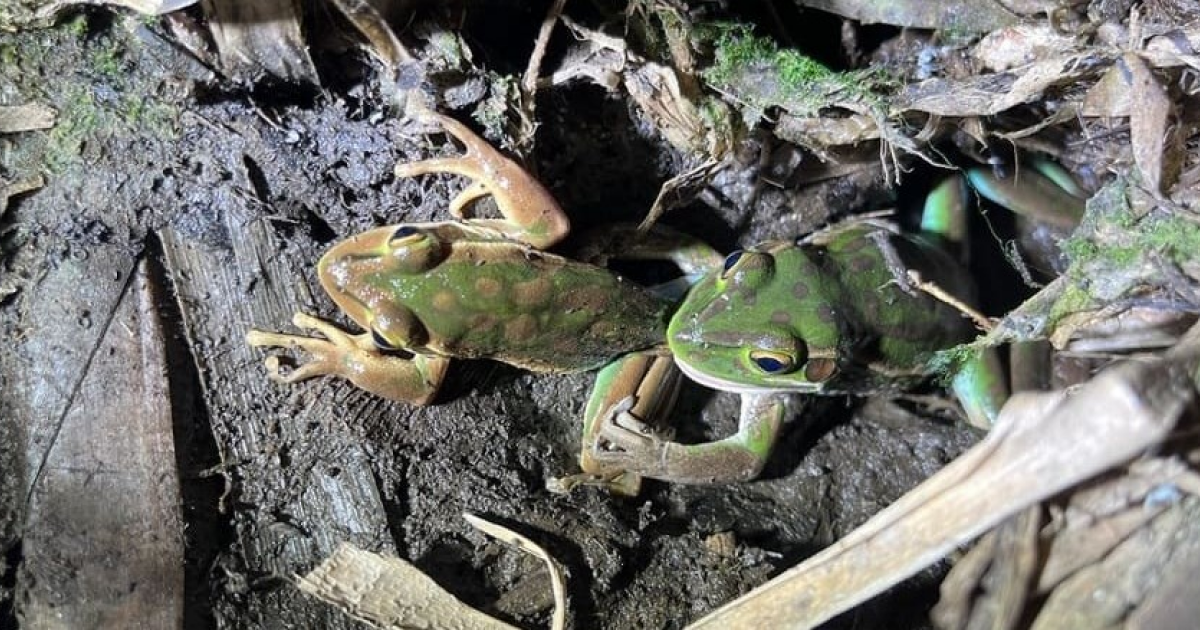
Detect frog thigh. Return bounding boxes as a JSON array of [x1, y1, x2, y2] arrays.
[[951, 346, 1008, 430]]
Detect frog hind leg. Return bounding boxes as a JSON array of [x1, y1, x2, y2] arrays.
[[922, 175, 1010, 429], [246, 312, 449, 405], [547, 350, 682, 495], [950, 347, 1008, 430], [966, 158, 1085, 230], [397, 112, 570, 249]]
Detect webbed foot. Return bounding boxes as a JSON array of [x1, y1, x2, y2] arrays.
[[398, 112, 570, 248], [246, 312, 448, 404]]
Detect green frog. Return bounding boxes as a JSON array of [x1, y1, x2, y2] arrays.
[[247, 112, 1083, 493]]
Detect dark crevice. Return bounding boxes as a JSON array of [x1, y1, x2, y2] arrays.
[[144, 235, 230, 630], [0, 540, 21, 629], [241, 154, 272, 205]]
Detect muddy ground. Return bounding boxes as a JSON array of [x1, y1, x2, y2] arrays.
[[1, 8, 986, 629]]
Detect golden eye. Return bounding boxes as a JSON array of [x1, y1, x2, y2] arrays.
[[749, 350, 795, 374], [370, 325, 398, 351], [388, 225, 424, 247], [720, 250, 744, 279]]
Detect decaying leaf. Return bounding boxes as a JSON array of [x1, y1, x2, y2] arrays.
[[972, 24, 1083, 72], [1123, 53, 1181, 195], [297, 543, 519, 630], [794, 0, 1020, 32], [297, 515, 567, 630], [896, 52, 1106, 116], [1081, 63, 1135, 116], [203, 0, 318, 85], [687, 342, 1195, 629], [0, 103, 57, 133], [1, 0, 196, 30], [983, 177, 1200, 350]]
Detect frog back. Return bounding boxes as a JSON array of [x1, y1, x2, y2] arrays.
[[386, 242, 670, 372], [812, 224, 976, 388]]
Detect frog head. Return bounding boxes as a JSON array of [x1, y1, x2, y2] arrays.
[[667, 243, 846, 394], [316, 224, 455, 350]]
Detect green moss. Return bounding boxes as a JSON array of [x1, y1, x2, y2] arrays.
[[119, 92, 179, 138], [700, 23, 890, 121], [705, 24, 836, 87], [928, 344, 979, 384], [0, 43, 17, 69], [45, 86, 103, 173], [65, 13, 89, 37], [471, 74, 520, 150], [1141, 215, 1200, 266], [1046, 279, 1095, 325], [91, 39, 125, 77], [45, 85, 179, 172]]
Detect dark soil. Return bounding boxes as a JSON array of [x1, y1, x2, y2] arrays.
[[0, 8, 980, 629]]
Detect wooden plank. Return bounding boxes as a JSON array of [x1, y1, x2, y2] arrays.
[[159, 194, 396, 626], [201, 0, 318, 84], [19, 259, 185, 629]]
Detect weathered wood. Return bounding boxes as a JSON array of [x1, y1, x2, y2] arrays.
[[159, 194, 396, 626], [201, 0, 318, 84], [19, 260, 185, 629]]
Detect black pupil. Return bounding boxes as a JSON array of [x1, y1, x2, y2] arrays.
[[392, 226, 418, 240], [371, 328, 395, 350], [723, 251, 743, 272], [755, 356, 785, 372]]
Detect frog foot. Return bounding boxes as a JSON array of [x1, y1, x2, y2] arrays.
[[589, 396, 671, 471], [397, 112, 570, 249], [246, 312, 448, 405], [545, 469, 642, 497]]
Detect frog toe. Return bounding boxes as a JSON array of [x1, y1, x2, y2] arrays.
[[449, 180, 490, 219], [394, 156, 481, 181]]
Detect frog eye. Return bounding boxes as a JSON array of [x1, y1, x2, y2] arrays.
[[388, 226, 423, 247], [749, 350, 795, 374], [720, 251, 744, 278], [370, 326, 399, 351]]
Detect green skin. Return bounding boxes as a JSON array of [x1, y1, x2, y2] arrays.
[[247, 113, 1079, 491]]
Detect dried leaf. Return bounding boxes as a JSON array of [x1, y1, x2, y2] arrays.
[[897, 53, 1104, 116], [973, 24, 1082, 72], [0, 103, 57, 133], [687, 354, 1190, 629], [794, 0, 1019, 31], [297, 543, 519, 630], [203, 0, 318, 85], [1123, 53, 1180, 195], [1081, 64, 1134, 117], [297, 515, 568, 630]]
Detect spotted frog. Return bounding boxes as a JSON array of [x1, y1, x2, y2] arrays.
[[247, 113, 1083, 493]]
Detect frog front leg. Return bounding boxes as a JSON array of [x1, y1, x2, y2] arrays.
[[590, 391, 789, 485], [398, 112, 570, 249], [246, 312, 450, 405], [548, 350, 683, 495]]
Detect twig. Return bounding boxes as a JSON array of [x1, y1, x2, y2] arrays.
[[465, 513, 568, 630], [517, 0, 569, 151], [523, 0, 568, 96], [907, 270, 994, 332]]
